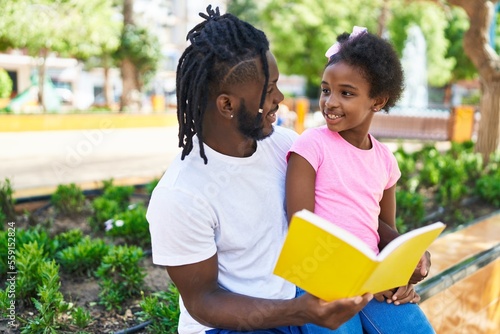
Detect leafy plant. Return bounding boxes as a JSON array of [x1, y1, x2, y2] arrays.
[[106, 204, 150, 247], [101, 179, 134, 210], [51, 183, 86, 216], [16, 227, 58, 258], [71, 306, 92, 329], [393, 148, 417, 190], [0, 287, 13, 319], [56, 236, 109, 277], [95, 245, 146, 310], [88, 180, 135, 231], [20, 260, 69, 334], [16, 241, 47, 303], [0, 67, 12, 98], [0, 178, 16, 225], [396, 190, 426, 233], [139, 285, 180, 334], [475, 170, 500, 207], [54, 229, 84, 252], [88, 197, 121, 231]]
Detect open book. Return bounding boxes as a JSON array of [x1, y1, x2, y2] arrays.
[[273, 209, 445, 301]]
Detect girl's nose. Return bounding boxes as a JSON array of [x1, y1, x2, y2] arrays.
[[325, 95, 337, 109]]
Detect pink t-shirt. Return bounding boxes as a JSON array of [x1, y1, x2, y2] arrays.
[[288, 126, 401, 254]]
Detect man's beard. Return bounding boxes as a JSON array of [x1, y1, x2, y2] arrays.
[[236, 100, 274, 141]]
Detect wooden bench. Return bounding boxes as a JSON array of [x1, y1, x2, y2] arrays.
[[416, 212, 500, 333]]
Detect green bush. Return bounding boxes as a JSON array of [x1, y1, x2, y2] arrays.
[[396, 190, 426, 233], [20, 260, 69, 334], [0, 68, 12, 99], [106, 204, 150, 247], [17, 227, 58, 258], [16, 242, 47, 303], [475, 170, 500, 207], [51, 183, 86, 216], [95, 245, 146, 310], [101, 179, 134, 210], [0, 178, 16, 225], [56, 236, 109, 276], [54, 229, 84, 252], [88, 197, 121, 231], [139, 285, 180, 334]]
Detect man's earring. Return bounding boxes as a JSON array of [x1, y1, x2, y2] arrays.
[[230, 114, 234, 119]]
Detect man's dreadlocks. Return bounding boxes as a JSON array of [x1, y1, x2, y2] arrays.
[[176, 5, 270, 164]]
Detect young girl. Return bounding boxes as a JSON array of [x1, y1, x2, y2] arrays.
[[286, 27, 435, 333]]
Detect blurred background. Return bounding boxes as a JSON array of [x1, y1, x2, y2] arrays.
[[1, 0, 498, 158]]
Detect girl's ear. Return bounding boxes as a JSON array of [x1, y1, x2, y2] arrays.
[[216, 94, 235, 120], [373, 96, 389, 112]]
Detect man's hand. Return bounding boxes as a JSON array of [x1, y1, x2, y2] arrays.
[[409, 251, 431, 284]]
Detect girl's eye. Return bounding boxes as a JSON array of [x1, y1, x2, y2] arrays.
[[342, 91, 354, 96], [321, 88, 330, 94]]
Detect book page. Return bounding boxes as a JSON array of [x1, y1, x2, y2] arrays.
[[377, 222, 445, 261], [362, 222, 446, 293], [297, 210, 377, 261]]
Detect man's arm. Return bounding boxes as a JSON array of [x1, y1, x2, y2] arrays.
[[167, 254, 372, 330]]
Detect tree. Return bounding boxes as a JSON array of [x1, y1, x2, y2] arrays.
[[261, 0, 384, 96], [260, 0, 455, 97], [119, 0, 140, 112], [0, 0, 118, 111], [227, 0, 263, 24], [388, 1, 455, 87], [442, 0, 500, 161]]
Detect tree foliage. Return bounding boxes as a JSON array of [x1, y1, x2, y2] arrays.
[[115, 24, 161, 88], [0, 0, 119, 110], [0, 0, 118, 59], [0, 68, 12, 99], [259, 0, 457, 95], [388, 1, 455, 87]]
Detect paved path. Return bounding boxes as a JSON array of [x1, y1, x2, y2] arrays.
[[2, 127, 181, 198], [2, 124, 452, 199]]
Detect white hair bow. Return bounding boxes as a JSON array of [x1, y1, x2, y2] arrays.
[[325, 26, 368, 59]]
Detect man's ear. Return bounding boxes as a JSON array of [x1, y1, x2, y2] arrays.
[[216, 94, 235, 120]]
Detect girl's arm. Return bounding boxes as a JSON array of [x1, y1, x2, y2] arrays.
[[285, 152, 316, 222], [378, 184, 397, 231]]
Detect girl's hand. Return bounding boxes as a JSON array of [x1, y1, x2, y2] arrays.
[[374, 285, 420, 305], [390, 284, 420, 305]]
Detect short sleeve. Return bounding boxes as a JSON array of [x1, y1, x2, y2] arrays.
[[146, 186, 217, 266], [287, 128, 323, 172], [385, 151, 401, 189]]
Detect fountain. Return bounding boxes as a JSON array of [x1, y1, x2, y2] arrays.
[[398, 25, 428, 111]]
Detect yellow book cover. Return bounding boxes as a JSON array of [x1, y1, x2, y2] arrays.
[[273, 209, 445, 301]]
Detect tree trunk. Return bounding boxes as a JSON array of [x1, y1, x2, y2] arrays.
[[476, 79, 500, 161], [103, 55, 113, 109], [37, 48, 48, 112], [120, 57, 140, 112], [377, 0, 390, 37], [446, 0, 500, 161], [119, 0, 140, 112]]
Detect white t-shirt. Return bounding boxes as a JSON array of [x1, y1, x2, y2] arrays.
[[147, 126, 298, 334]]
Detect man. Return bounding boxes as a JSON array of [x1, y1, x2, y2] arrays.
[[147, 6, 428, 334]]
